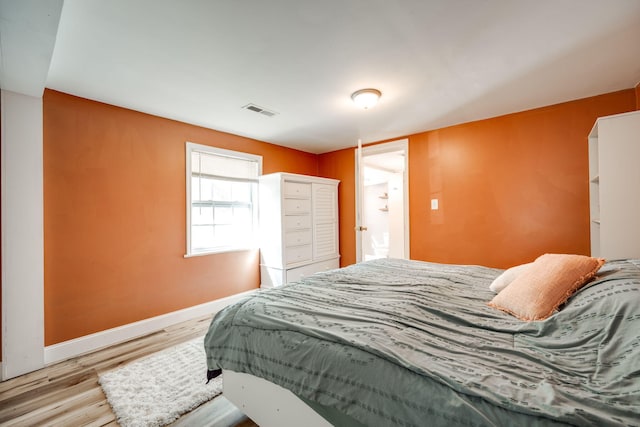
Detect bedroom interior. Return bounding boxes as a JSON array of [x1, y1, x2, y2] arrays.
[[1, 0, 640, 425]]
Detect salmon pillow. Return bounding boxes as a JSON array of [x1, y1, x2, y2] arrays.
[[489, 262, 532, 293], [488, 254, 605, 321]]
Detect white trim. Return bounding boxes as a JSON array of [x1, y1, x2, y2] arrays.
[[354, 141, 363, 263], [355, 139, 410, 262], [183, 246, 259, 258], [362, 139, 409, 156], [185, 142, 263, 257], [186, 142, 264, 166], [44, 290, 257, 365], [1, 90, 45, 380]]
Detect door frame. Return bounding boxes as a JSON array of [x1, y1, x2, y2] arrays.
[[354, 139, 410, 263]]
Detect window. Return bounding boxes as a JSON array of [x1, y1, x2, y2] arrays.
[[186, 143, 262, 256]]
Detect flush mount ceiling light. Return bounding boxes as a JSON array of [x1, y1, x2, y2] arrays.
[[351, 88, 382, 109]]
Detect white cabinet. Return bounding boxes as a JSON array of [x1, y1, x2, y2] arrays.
[[259, 173, 340, 288], [588, 110, 640, 259]]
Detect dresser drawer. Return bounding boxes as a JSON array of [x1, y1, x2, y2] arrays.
[[284, 198, 311, 215], [283, 181, 311, 198], [284, 214, 312, 230], [285, 244, 312, 265], [285, 230, 312, 247], [286, 258, 340, 283]]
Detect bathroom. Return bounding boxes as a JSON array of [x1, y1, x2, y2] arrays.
[[361, 149, 406, 261]]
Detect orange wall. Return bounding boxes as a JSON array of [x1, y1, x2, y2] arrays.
[[636, 82, 640, 109], [319, 89, 636, 268], [317, 149, 357, 266], [43, 90, 318, 345], [13, 86, 640, 347]]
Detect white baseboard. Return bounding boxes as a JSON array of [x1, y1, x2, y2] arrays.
[[44, 290, 256, 365]]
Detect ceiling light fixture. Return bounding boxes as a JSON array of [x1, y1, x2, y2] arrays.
[[351, 88, 382, 110]]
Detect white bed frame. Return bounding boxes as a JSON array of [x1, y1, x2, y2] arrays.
[[223, 370, 332, 427]]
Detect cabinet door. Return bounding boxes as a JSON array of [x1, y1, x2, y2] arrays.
[[313, 184, 337, 221], [312, 183, 338, 259], [314, 223, 338, 259]]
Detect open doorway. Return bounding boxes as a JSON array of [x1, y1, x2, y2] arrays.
[[355, 139, 409, 262]]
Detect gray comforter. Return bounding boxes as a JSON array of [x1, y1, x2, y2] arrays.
[[204, 258, 640, 426]]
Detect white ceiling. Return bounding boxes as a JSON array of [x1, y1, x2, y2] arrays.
[[0, 0, 62, 97], [3, 1, 640, 154], [364, 151, 405, 173]]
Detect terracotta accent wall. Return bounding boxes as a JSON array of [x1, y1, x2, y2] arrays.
[[43, 90, 318, 345], [318, 89, 636, 269], [318, 149, 357, 266]]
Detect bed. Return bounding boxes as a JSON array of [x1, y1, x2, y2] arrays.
[[204, 257, 640, 426]]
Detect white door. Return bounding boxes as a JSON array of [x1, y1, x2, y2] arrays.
[[355, 139, 409, 263]]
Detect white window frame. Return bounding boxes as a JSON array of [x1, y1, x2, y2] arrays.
[[185, 142, 262, 257]]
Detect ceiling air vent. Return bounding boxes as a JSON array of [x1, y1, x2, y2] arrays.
[[242, 103, 278, 117]]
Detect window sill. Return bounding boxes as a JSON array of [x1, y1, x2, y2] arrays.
[[184, 246, 257, 258]]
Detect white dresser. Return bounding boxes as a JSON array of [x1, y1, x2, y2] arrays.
[[259, 173, 340, 288], [588, 110, 640, 259]]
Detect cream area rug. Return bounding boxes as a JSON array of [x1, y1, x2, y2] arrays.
[[99, 336, 223, 427]]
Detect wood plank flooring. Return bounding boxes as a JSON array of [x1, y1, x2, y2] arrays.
[[0, 315, 258, 427]]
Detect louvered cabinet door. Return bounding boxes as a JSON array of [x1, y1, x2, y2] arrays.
[[312, 183, 338, 260]]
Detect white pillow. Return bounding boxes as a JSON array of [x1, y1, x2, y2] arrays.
[[489, 262, 532, 293]]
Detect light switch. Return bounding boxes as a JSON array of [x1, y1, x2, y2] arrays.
[[431, 198, 439, 210]]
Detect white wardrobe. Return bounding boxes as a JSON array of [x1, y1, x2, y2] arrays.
[[259, 173, 340, 288], [588, 110, 640, 259]]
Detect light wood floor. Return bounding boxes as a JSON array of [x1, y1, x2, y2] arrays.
[[0, 315, 258, 427]]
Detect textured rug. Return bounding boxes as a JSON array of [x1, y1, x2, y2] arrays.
[[99, 336, 222, 427]]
